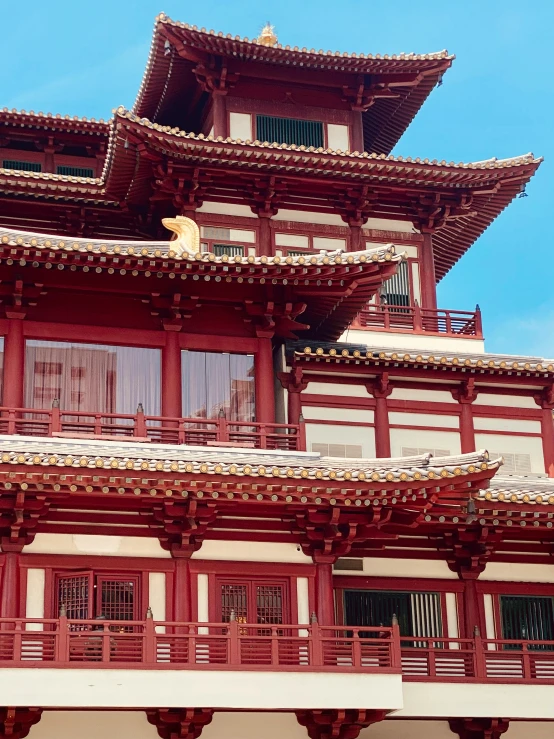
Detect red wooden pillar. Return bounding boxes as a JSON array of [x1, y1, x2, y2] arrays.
[[212, 93, 228, 138], [255, 338, 275, 424], [315, 562, 335, 626], [3, 318, 25, 408], [173, 557, 192, 622], [348, 225, 362, 252], [461, 576, 482, 638], [162, 330, 182, 419], [350, 111, 364, 153], [257, 215, 272, 256], [368, 375, 392, 458], [536, 389, 554, 477], [288, 389, 302, 426], [420, 233, 437, 310], [0, 545, 21, 619], [452, 380, 477, 454]]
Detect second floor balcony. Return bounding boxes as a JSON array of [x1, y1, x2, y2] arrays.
[[352, 304, 483, 339], [0, 405, 305, 451]]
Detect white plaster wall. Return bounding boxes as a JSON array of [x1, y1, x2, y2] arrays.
[[326, 123, 350, 151], [24, 534, 169, 558], [474, 393, 538, 409], [339, 329, 486, 353], [306, 423, 376, 458], [473, 417, 541, 433], [389, 388, 457, 404], [389, 412, 459, 430], [296, 577, 310, 624], [197, 202, 255, 218], [483, 593, 496, 637], [365, 218, 418, 233], [303, 382, 369, 397], [197, 573, 209, 622], [334, 558, 457, 580], [228, 228, 255, 243], [203, 712, 306, 739], [389, 429, 461, 457], [30, 711, 158, 739], [361, 720, 452, 739], [481, 563, 554, 583], [229, 112, 253, 140], [272, 209, 345, 226], [411, 261, 421, 303], [445, 593, 459, 638], [148, 572, 166, 621], [26, 568, 45, 625], [275, 233, 309, 247], [475, 432, 544, 473], [303, 406, 373, 423], [313, 236, 347, 251], [193, 541, 311, 564]]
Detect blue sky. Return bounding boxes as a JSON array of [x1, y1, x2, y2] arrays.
[[2, 0, 553, 357]]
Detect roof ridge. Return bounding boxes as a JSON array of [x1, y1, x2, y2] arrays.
[[0, 107, 109, 126]]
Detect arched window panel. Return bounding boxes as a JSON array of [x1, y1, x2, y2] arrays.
[[24, 340, 161, 415], [181, 350, 255, 422]]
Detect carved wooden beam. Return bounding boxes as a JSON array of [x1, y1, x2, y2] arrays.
[[0, 709, 42, 739], [296, 709, 386, 739], [146, 709, 214, 739]]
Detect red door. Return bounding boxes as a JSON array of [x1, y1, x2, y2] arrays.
[[217, 579, 289, 630]]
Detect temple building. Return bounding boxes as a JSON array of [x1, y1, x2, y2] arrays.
[[0, 13, 553, 739]]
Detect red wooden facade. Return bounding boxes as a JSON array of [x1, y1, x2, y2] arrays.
[[0, 13, 549, 739]]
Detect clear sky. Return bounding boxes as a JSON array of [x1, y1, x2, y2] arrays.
[[2, 0, 552, 357]]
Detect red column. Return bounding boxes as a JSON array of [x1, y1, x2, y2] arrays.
[[212, 93, 227, 138], [173, 557, 192, 622], [162, 330, 182, 419], [287, 389, 302, 426], [0, 548, 20, 619], [348, 225, 362, 252], [255, 338, 275, 424], [257, 215, 272, 256], [540, 405, 554, 477], [315, 562, 335, 626], [461, 576, 482, 638], [368, 375, 392, 458], [3, 319, 25, 408], [420, 233, 437, 310], [459, 402, 476, 453], [350, 111, 364, 153]]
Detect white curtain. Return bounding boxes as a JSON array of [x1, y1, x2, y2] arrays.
[[182, 350, 255, 422], [24, 341, 161, 415]]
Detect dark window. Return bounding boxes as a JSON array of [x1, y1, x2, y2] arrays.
[[381, 260, 410, 307], [2, 160, 42, 172], [213, 243, 244, 257], [56, 165, 95, 178], [500, 595, 554, 648], [343, 589, 442, 644], [55, 571, 140, 627], [256, 115, 324, 148]]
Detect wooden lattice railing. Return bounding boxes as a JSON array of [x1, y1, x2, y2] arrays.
[[353, 305, 483, 338], [0, 407, 305, 451]]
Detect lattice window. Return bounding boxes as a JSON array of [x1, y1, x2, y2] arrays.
[[98, 578, 137, 621], [256, 585, 284, 626], [56, 165, 94, 178], [500, 595, 554, 647], [221, 584, 248, 623], [56, 572, 93, 620], [256, 115, 324, 148], [489, 452, 532, 475], [2, 160, 42, 172], [312, 443, 362, 458], [381, 260, 410, 307]]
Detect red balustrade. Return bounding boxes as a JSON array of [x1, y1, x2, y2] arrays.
[[0, 618, 399, 672], [353, 304, 483, 338], [0, 407, 305, 451]]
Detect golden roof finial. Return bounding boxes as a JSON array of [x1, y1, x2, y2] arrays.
[[258, 21, 277, 47]]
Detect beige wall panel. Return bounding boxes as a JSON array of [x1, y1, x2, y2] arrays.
[[31, 711, 157, 739], [474, 393, 537, 409], [306, 423, 376, 458], [389, 412, 459, 429], [473, 417, 541, 433], [361, 720, 452, 739], [389, 429, 461, 456], [474, 432, 544, 473], [389, 388, 457, 403], [303, 382, 369, 398]]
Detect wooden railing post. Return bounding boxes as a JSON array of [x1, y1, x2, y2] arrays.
[[270, 626, 279, 666], [6, 409, 16, 436], [135, 403, 147, 438], [94, 414, 102, 436], [102, 622, 111, 663], [445, 310, 453, 335], [522, 642, 531, 680], [309, 612, 323, 667], [352, 627, 362, 668], [391, 614, 402, 670], [13, 620, 22, 661], [413, 301, 423, 333], [427, 638, 436, 677], [258, 423, 267, 450], [228, 612, 240, 665], [51, 400, 61, 435], [383, 304, 390, 330], [475, 304, 483, 338], [145, 607, 156, 664], [218, 409, 229, 443], [57, 610, 68, 663], [298, 414, 307, 452], [474, 626, 486, 679]]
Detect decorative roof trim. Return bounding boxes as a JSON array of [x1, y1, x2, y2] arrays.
[[0, 168, 102, 185], [1, 107, 109, 129], [294, 346, 554, 376], [116, 108, 540, 168], [0, 225, 402, 267]]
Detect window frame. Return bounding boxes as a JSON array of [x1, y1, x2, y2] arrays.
[[51, 569, 143, 621]]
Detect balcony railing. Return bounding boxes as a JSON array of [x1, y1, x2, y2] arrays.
[[2, 618, 554, 683], [352, 304, 483, 338], [0, 618, 399, 672], [0, 406, 305, 451]]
